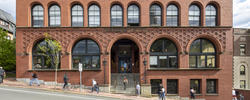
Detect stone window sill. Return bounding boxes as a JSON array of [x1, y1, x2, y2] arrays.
[[147, 68, 221, 71], [206, 93, 219, 96], [28, 69, 101, 72]]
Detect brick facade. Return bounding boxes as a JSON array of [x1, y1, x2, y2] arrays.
[[16, 0, 233, 99]]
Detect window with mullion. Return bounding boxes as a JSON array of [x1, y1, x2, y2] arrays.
[[49, 5, 61, 27], [150, 39, 178, 68], [150, 4, 162, 26], [71, 4, 83, 27], [32, 5, 44, 27], [88, 5, 100, 27], [127, 4, 140, 26], [111, 5, 123, 26], [189, 39, 216, 68], [190, 79, 201, 94], [166, 4, 178, 26], [72, 39, 100, 69], [189, 5, 200, 26], [207, 79, 217, 94], [206, 5, 217, 26]]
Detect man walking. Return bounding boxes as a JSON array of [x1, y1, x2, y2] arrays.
[[92, 79, 97, 92], [63, 73, 69, 89], [29, 71, 40, 86], [0, 67, 6, 84]]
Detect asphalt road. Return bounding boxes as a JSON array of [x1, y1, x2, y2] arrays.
[[0, 86, 123, 100]]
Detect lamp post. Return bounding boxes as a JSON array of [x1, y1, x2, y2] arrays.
[[103, 59, 107, 84], [143, 58, 147, 84]]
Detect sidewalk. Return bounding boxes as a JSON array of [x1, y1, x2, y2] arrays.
[[0, 78, 163, 100]]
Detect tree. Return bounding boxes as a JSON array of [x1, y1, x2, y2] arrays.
[[38, 33, 61, 85], [0, 28, 16, 72]]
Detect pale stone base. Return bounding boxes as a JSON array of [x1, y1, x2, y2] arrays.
[[140, 84, 151, 97]]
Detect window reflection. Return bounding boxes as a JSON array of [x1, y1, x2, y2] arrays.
[[189, 39, 216, 68], [72, 39, 100, 69]]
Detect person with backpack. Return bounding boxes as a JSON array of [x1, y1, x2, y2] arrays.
[[29, 71, 40, 86], [0, 67, 6, 84], [63, 73, 69, 89]]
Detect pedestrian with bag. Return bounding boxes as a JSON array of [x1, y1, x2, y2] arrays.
[[63, 73, 69, 89], [0, 67, 6, 84], [29, 71, 40, 86]]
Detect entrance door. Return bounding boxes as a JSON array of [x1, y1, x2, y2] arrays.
[[110, 39, 140, 94], [118, 57, 131, 73]]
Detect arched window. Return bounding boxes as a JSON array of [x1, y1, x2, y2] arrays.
[[32, 5, 44, 27], [240, 65, 246, 75], [150, 39, 178, 68], [71, 4, 83, 27], [72, 39, 100, 69], [49, 5, 61, 26], [88, 5, 100, 27], [166, 4, 178, 26], [111, 5, 123, 26], [189, 39, 216, 68], [206, 5, 217, 26], [150, 4, 162, 26], [189, 5, 200, 26], [32, 40, 60, 69], [127, 4, 140, 26]]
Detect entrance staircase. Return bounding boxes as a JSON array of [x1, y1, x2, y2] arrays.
[[110, 73, 140, 95]]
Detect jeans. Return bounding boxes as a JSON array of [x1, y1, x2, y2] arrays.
[[29, 78, 40, 86], [0, 75, 3, 83], [63, 82, 68, 89]]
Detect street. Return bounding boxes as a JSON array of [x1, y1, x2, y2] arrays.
[[0, 86, 123, 100]]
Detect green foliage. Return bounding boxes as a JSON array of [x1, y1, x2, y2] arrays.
[[38, 33, 61, 69], [0, 28, 16, 72]]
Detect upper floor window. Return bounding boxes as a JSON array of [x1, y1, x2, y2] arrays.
[[150, 38, 178, 68], [111, 5, 123, 26], [71, 4, 83, 27], [189, 5, 200, 26], [49, 5, 61, 27], [32, 5, 44, 27], [150, 4, 162, 26], [166, 4, 178, 26], [240, 65, 246, 75], [240, 80, 246, 89], [127, 4, 140, 26], [206, 5, 217, 26], [32, 39, 60, 69], [72, 39, 100, 70], [240, 44, 246, 55], [88, 5, 100, 27], [189, 39, 216, 68]]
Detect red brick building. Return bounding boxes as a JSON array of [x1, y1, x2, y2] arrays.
[[16, 0, 233, 99]]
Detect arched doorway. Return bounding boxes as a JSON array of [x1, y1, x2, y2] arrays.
[[110, 39, 140, 94]]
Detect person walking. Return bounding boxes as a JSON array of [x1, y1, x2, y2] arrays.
[[158, 84, 163, 100], [232, 89, 237, 100], [239, 93, 244, 100], [95, 83, 99, 94], [92, 79, 97, 92], [0, 67, 6, 84], [136, 82, 140, 96], [190, 88, 196, 99], [63, 73, 68, 89], [123, 76, 128, 90], [29, 71, 40, 86], [160, 86, 166, 100]]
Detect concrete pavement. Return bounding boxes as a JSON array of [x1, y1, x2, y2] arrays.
[[0, 86, 123, 100]]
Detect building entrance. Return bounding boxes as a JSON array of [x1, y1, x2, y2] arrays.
[[110, 39, 140, 94]]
